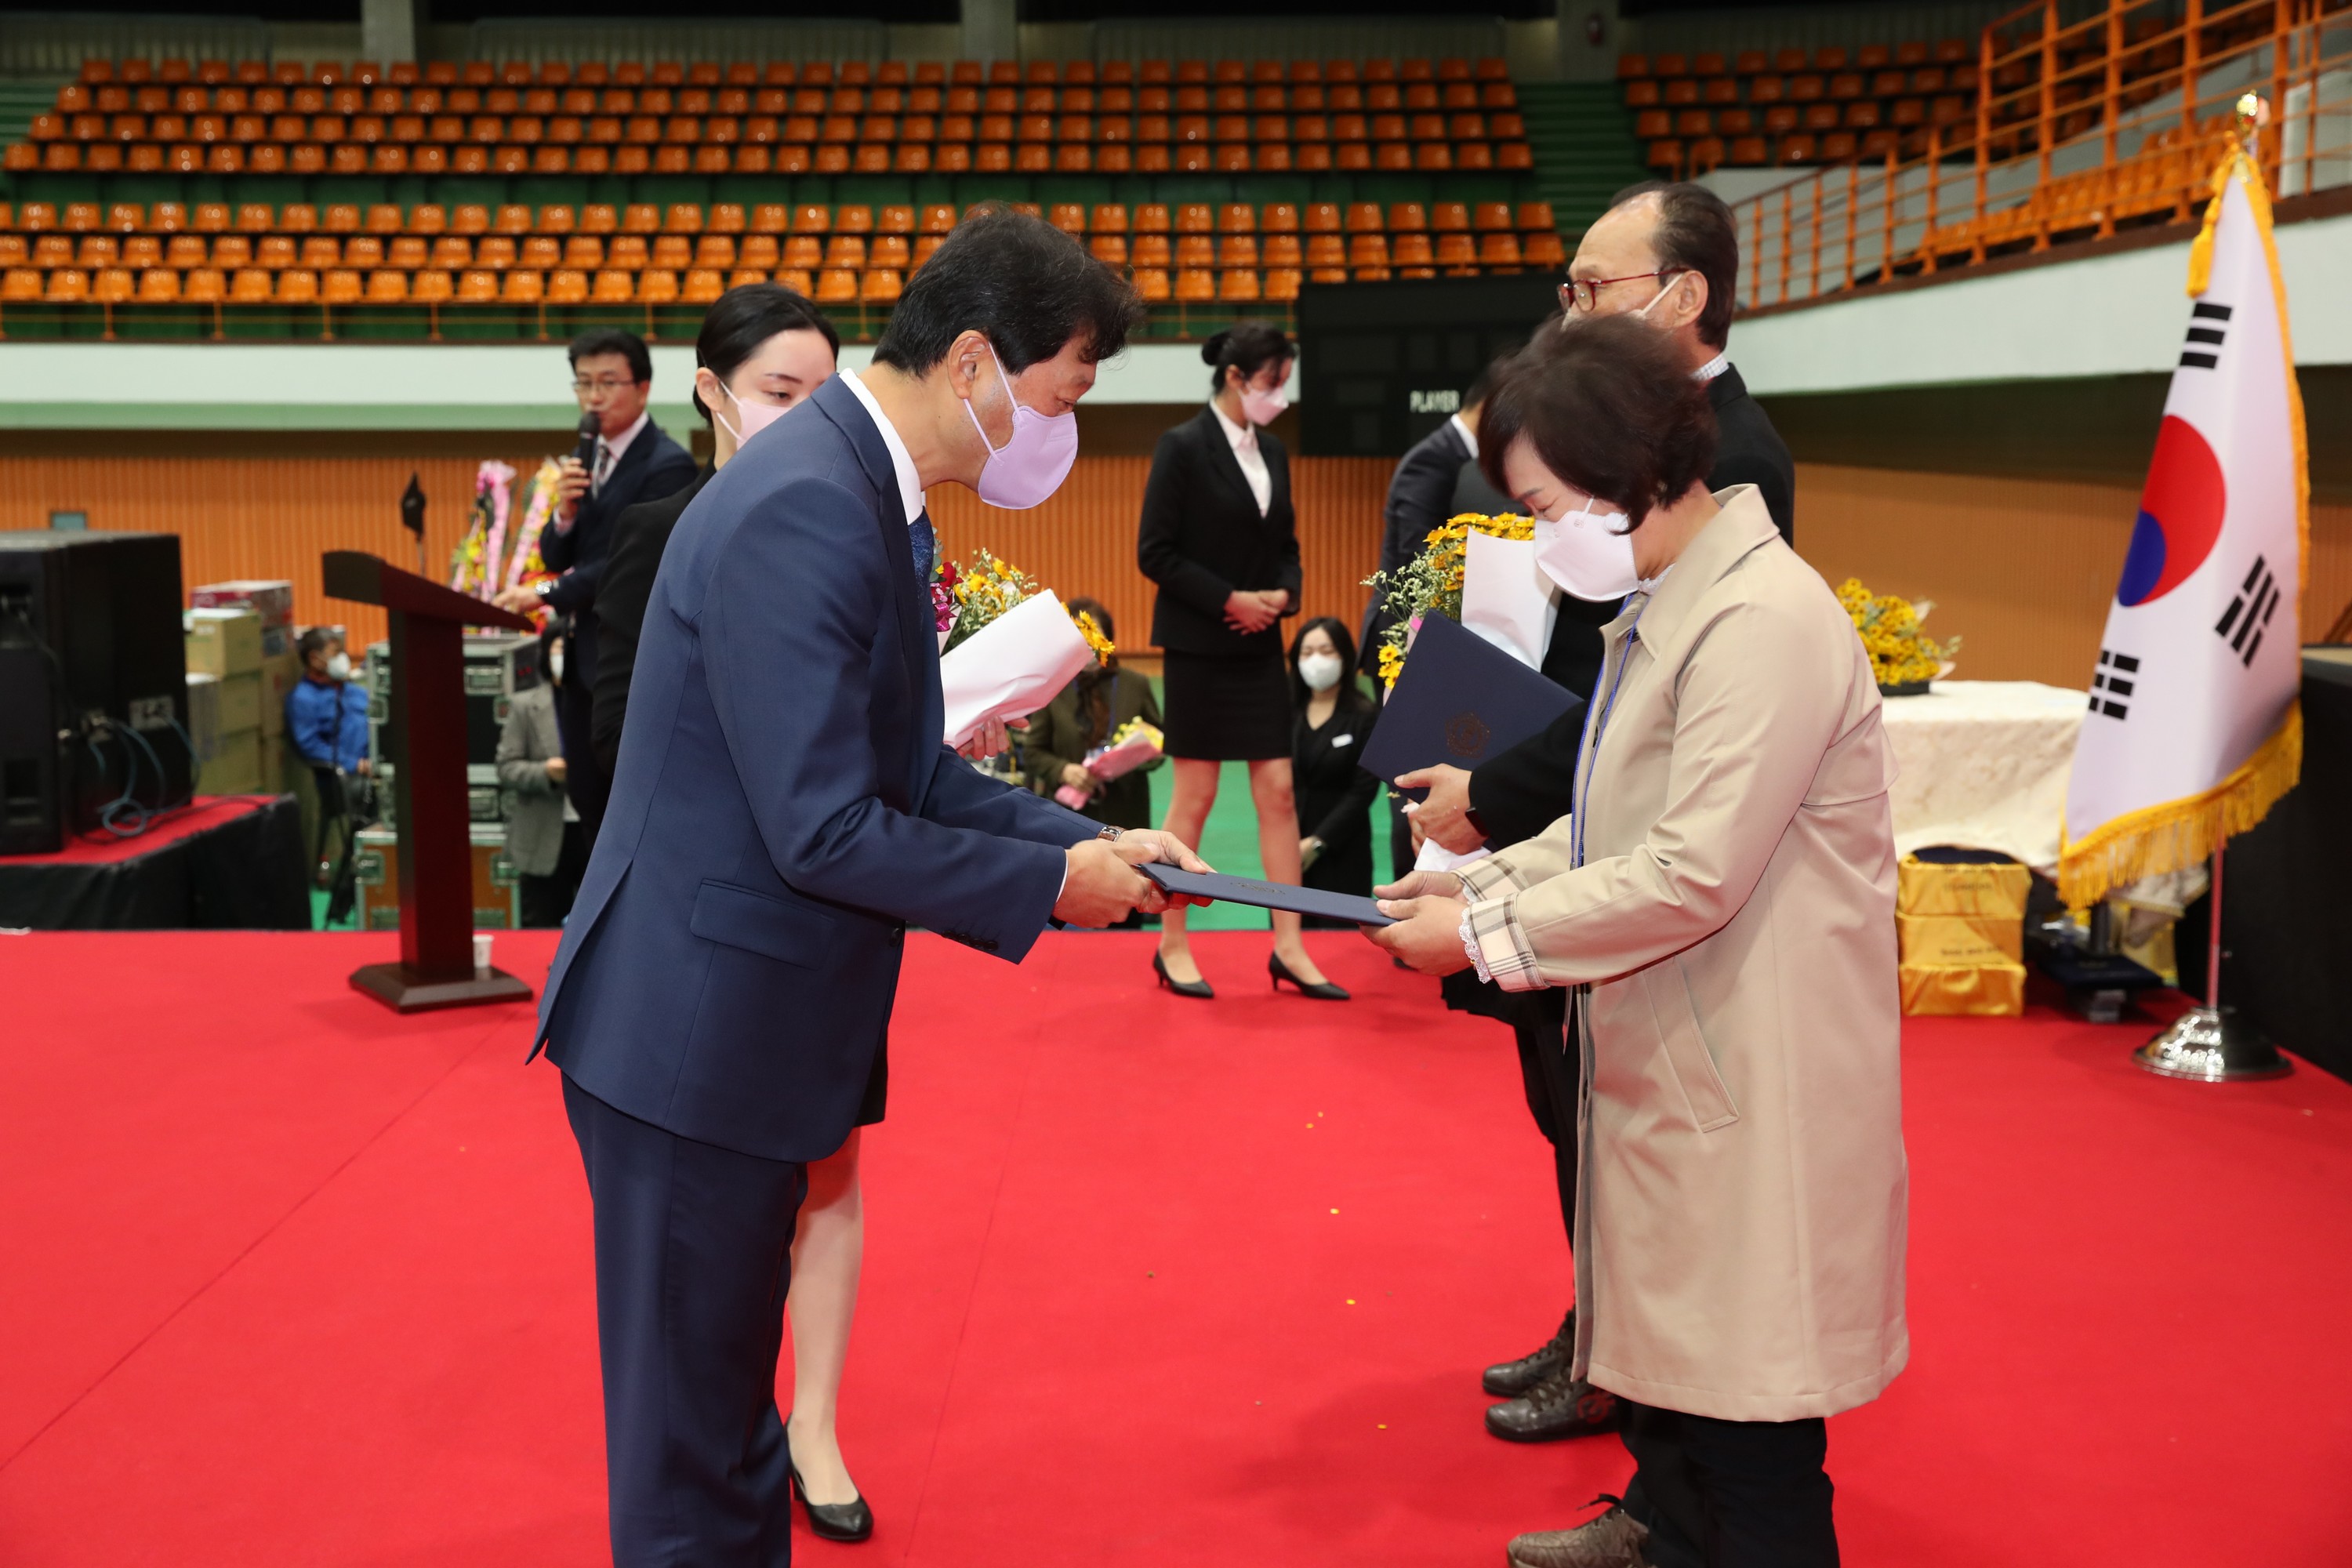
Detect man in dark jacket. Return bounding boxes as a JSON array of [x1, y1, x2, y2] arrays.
[[495, 328, 697, 844], [1399, 180, 1800, 1450]]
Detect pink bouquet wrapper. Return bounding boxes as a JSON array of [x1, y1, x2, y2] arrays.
[[1053, 725, 1163, 808], [938, 590, 1094, 750]]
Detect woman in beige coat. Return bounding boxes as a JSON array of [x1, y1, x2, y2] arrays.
[[1370, 316, 1907, 1568]]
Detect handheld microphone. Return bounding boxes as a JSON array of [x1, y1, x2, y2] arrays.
[[574, 412, 601, 469]]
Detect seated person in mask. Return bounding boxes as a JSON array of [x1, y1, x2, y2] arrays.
[[1018, 597, 1164, 833], [285, 628, 372, 885], [1290, 616, 1379, 927]]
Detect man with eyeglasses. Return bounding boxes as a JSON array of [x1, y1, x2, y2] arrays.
[[498, 328, 697, 843], [1397, 181, 1798, 1457]]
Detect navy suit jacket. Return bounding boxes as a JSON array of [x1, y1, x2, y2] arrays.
[[538, 416, 698, 688], [533, 376, 1098, 1162]]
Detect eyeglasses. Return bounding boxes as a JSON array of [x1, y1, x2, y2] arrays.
[[572, 376, 637, 394], [1559, 270, 1682, 313]]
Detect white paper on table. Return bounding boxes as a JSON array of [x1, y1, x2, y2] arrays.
[[1460, 530, 1558, 670], [938, 590, 1094, 748]]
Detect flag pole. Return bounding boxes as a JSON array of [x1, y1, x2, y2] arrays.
[[2132, 839, 2292, 1080]]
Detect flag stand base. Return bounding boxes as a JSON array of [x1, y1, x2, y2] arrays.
[[2133, 1005, 2292, 1081]]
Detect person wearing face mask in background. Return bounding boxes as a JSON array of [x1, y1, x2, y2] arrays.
[[1288, 617, 1380, 928], [1139, 319, 1344, 1000], [532, 208, 1210, 1568], [590, 285, 843, 784], [285, 627, 372, 891]]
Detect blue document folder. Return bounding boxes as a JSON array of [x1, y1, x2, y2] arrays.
[[1357, 612, 1585, 800], [1140, 864, 1393, 927]]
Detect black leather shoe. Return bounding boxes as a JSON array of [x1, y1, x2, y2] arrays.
[[787, 1456, 873, 1544], [1483, 1307, 1575, 1397], [1269, 952, 1349, 1000], [1485, 1364, 1628, 1443], [1153, 950, 1214, 998]]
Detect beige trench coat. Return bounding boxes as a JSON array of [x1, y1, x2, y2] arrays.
[[1457, 485, 1907, 1423]]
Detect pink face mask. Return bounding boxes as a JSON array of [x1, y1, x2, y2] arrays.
[[1240, 386, 1290, 426], [964, 340, 1079, 510], [715, 381, 792, 449]]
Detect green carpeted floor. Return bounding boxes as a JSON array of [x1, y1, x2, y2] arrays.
[[312, 675, 1388, 933]]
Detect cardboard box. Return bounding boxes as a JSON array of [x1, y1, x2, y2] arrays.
[[1897, 911, 2025, 967], [260, 622, 292, 660], [195, 727, 262, 796], [257, 651, 300, 736], [1900, 959, 2027, 1017], [184, 607, 263, 677], [191, 580, 294, 626], [1896, 853, 2032, 919], [214, 671, 262, 734], [185, 672, 221, 762], [259, 732, 293, 794]]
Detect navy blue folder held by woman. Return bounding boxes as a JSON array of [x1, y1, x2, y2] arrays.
[[1358, 612, 1586, 800]]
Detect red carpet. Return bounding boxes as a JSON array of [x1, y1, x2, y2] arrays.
[[3, 929, 2350, 1565]]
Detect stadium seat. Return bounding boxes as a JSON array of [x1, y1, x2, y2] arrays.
[[500, 270, 542, 303], [1173, 268, 1214, 302], [815, 268, 858, 303]]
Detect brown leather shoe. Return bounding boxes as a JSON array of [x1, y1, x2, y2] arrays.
[[1505, 1495, 1652, 1568], [1482, 1306, 1574, 1397], [1485, 1363, 1627, 1443]]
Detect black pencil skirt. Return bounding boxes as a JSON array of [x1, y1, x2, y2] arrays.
[[1161, 648, 1294, 760]]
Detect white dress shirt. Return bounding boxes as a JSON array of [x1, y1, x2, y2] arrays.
[[1693, 351, 1730, 383], [1210, 399, 1272, 517], [840, 368, 927, 527], [592, 410, 649, 493], [1449, 410, 1479, 459]]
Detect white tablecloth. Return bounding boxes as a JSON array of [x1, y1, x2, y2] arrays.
[[1879, 681, 2086, 875]]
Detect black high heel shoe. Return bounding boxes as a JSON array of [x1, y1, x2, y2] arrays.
[[786, 1444, 874, 1544], [1153, 949, 1214, 999], [1270, 953, 1350, 1000]]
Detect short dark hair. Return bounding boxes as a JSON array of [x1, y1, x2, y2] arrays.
[[297, 626, 340, 663], [1479, 314, 1718, 532], [1461, 347, 1514, 414], [690, 283, 840, 423], [1290, 615, 1371, 713], [872, 206, 1141, 375], [1607, 180, 1739, 350], [1201, 318, 1294, 393], [568, 327, 652, 383]]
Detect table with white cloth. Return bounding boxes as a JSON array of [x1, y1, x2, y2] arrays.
[[1878, 681, 2087, 876]]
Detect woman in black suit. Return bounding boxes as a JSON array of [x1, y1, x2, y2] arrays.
[[1138, 320, 1341, 1000], [1290, 616, 1380, 933]]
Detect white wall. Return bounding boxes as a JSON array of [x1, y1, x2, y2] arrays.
[[1733, 209, 2352, 395]]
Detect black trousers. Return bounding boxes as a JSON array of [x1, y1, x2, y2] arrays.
[[554, 677, 612, 847], [1512, 1008, 1578, 1250], [1621, 1402, 1838, 1568], [519, 819, 589, 928], [563, 1074, 808, 1568]]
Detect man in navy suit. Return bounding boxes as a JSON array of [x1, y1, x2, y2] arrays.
[[497, 328, 699, 843], [533, 210, 1206, 1568]]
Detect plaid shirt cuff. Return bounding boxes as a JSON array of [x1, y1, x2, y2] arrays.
[[1455, 855, 1526, 901], [1465, 896, 1547, 993]]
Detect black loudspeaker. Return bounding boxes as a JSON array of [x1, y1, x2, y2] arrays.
[[0, 532, 191, 855]]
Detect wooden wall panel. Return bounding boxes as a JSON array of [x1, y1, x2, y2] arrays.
[[1791, 463, 2352, 686], [0, 449, 1395, 659]]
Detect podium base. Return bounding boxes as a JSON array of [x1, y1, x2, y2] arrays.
[[350, 962, 535, 1014], [2132, 1004, 2293, 1081]]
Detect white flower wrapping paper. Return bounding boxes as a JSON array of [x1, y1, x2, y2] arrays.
[[938, 589, 1094, 748], [1459, 529, 1557, 670]]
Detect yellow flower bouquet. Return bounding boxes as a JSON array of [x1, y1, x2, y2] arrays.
[[934, 546, 1113, 749], [1836, 578, 1959, 695], [1363, 512, 1540, 686]]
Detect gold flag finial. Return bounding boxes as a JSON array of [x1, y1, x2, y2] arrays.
[[2234, 92, 2267, 154]]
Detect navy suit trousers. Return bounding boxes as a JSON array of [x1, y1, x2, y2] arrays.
[[564, 1074, 808, 1568]]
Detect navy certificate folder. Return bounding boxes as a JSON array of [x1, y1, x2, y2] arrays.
[[1358, 612, 1585, 800], [1140, 864, 1393, 927]]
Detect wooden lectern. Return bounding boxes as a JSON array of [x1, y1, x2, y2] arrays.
[[326, 551, 539, 1012]]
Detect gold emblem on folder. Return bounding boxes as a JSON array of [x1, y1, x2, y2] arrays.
[[1443, 711, 1491, 758]]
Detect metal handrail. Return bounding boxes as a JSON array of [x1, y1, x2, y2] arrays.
[[1725, 0, 2352, 311]]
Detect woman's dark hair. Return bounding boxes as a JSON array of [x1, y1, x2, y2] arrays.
[[567, 326, 652, 383], [1202, 318, 1294, 394], [1065, 596, 1120, 747], [1478, 314, 1718, 532], [691, 283, 840, 424], [1289, 615, 1370, 714], [872, 206, 1141, 375]]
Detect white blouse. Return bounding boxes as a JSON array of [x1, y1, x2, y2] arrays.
[[1210, 400, 1272, 517]]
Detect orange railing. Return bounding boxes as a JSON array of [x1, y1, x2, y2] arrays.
[[1728, 0, 2352, 309]]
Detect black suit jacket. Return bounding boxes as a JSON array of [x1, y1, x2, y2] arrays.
[[1138, 407, 1303, 655], [536, 417, 699, 688], [1464, 361, 1796, 851], [590, 465, 714, 780], [1358, 418, 1471, 674]]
